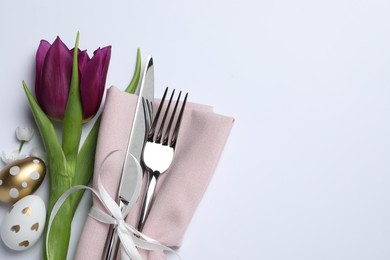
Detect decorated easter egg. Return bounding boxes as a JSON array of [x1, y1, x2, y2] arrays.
[[0, 195, 46, 250], [0, 157, 46, 203]]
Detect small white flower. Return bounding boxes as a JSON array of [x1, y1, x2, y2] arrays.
[[1, 150, 27, 164], [30, 147, 47, 164], [15, 126, 34, 142]]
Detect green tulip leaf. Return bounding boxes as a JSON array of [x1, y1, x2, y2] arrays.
[[22, 82, 66, 176], [73, 115, 100, 187], [62, 32, 83, 178], [125, 48, 141, 94], [22, 81, 72, 260]]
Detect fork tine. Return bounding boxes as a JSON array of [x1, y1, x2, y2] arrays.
[[147, 99, 153, 122], [155, 89, 175, 143], [170, 92, 188, 147], [148, 87, 168, 141], [162, 91, 182, 145], [141, 97, 153, 134]]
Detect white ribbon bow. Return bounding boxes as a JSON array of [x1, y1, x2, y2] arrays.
[[46, 151, 180, 260]]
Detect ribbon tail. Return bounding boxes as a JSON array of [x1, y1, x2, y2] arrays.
[[121, 250, 131, 260], [117, 224, 142, 260]]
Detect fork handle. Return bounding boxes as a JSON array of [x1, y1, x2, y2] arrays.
[[137, 169, 160, 231]]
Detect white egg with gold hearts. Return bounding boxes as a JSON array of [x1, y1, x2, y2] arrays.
[[1, 195, 46, 250], [0, 157, 46, 204]]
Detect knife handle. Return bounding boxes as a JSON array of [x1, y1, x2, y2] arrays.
[[102, 224, 120, 260], [102, 200, 128, 260]]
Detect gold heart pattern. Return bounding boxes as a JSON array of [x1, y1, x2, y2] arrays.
[[31, 223, 39, 231], [0, 195, 46, 251], [18, 240, 29, 247], [10, 225, 20, 233], [22, 207, 32, 216]]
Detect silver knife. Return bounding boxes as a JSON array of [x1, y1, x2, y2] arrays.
[[102, 56, 154, 260]]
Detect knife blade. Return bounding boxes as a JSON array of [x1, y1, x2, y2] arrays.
[[102, 56, 154, 260], [119, 55, 154, 212]]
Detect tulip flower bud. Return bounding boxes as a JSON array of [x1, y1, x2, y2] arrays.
[[15, 126, 34, 142], [35, 36, 111, 121], [15, 126, 35, 152]]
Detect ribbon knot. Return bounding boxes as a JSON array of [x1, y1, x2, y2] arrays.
[[118, 219, 126, 227], [46, 151, 181, 260], [117, 219, 128, 238]]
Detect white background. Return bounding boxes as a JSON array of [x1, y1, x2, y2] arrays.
[[1, 0, 390, 259]]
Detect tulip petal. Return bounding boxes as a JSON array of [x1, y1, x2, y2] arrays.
[[80, 46, 111, 120], [35, 40, 51, 105], [40, 37, 73, 120], [70, 48, 90, 78], [78, 50, 90, 79]]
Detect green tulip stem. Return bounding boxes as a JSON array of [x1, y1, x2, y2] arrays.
[[18, 140, 25, 152]]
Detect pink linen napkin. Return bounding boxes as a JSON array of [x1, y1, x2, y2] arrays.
[[75, 86, 234, 260]]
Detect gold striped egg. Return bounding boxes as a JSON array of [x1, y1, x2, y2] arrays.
[[0, 157, 46, 204]]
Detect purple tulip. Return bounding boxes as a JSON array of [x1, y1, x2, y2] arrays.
[[35, 36, 111, 121]]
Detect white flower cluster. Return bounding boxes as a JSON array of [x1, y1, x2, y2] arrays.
[[1, 126, 46, 164]]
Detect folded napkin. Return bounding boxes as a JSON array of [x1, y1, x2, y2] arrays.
[[75, 86, 234, 260]]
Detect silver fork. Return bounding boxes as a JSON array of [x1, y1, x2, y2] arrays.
[[137, 87, 188, 231]]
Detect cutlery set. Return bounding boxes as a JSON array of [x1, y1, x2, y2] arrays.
[[102, 56, 188, 259]]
